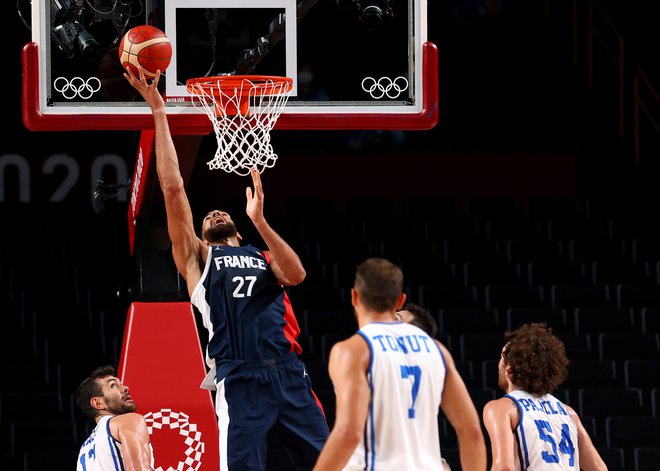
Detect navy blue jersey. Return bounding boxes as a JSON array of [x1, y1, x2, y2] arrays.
[[191, 244, 302, 378]]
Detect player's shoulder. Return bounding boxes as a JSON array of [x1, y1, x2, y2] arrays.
[[106, 412, 149, 440], [330, 333, 370, 361], [338, 332, 370, 350], [483, 395, 518, 418], [112, 412, 148, 428], [241, 243, 262, 253], [433, 338, 450, 355], [561, 402, 579, 420]]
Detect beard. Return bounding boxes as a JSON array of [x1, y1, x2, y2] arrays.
[[203, 221, 238, 243], [105, 397, 137, 415]]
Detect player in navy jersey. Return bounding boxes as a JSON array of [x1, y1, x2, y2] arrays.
[[483, 323, 607, 471], [125, 66, 329, 471], [75, 365, 154, 471], [313, 258, 486, 471]]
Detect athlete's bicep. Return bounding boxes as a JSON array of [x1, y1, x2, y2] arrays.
[[328, 338, 371, 435], [483, 399, 517, 470], [264, 250, 305, 287], [113, 414, 154, 471], [268, 260, 289, 285], [162, 187, 204, 281]]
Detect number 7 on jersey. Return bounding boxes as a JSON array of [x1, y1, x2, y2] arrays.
[[401, 365, 422, 419]]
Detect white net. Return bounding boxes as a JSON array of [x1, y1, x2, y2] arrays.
[[186, 76, 293, 176]]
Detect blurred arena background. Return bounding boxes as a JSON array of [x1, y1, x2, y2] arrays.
[[1, 0, 659, 469]]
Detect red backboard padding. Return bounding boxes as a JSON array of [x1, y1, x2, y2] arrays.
[[118, 302, 219, 470], [127, 130, 155, 256]]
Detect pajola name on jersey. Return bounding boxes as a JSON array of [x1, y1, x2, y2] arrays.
[[517, 397, 569, 416]]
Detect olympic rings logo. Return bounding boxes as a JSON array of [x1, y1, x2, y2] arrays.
[[53, 76, 101, 100], [361, 76, 409, 99]]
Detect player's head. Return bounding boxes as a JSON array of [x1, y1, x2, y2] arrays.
[[498, 323, 569, 396], [75, 365, 137, 420], [353, 258, 405, 313], [201, 210, 242, 244], [396, 302, 438, 337]]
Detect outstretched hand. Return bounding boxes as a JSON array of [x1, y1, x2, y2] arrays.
[[245, 167, 265, 225], [123, 66, 165, 113]]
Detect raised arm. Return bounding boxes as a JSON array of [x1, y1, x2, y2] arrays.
[[112, 413, 154, 471], [437, 342, 487, 471], [245, 168, 305, 285], [123, 67, 205, 293], [313, 336, 370, 471], [567, 405, 608, 471]]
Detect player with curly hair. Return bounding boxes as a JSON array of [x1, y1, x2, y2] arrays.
[[483, 323, 607, 471]]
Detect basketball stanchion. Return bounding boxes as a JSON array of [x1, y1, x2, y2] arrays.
[[185, 75, 294, 176], [119, 302, 220, 470]]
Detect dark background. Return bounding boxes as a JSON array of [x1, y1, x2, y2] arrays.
[[7, 0, 659, 202], [2, 0, 660, 470]]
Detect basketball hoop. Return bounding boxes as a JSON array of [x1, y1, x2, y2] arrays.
[[186, 75, 294, 176]]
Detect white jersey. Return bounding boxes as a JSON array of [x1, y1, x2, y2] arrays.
[[506, 389, 579, 470], [76, 415, 154, 471], [345, 322, 447, 471]]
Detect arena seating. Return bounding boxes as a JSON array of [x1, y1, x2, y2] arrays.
[[4, 0, 658, 469], [2, 195, 660, 470]]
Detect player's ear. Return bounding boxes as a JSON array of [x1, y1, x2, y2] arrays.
[[90, 396, 106, 411], [351, 288, 359, 307], [395, 292, 406, 310], [236, 232, 243, 242]]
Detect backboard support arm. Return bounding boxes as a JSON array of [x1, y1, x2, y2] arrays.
[[234, 0, 318, 75]]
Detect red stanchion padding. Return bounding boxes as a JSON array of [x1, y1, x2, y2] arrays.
[[118, 302, 219, 470]]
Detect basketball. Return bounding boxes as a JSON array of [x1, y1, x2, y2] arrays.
[[119, 25, 172, 78]]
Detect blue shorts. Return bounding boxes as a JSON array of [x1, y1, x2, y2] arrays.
[[214, 353, 329, 471]]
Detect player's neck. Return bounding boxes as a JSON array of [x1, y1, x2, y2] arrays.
[[208, 237, 240, 247], [95, 411, 115, 423], [357, 310, 397, 328]]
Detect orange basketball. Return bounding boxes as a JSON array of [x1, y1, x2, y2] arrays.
[[119, 25, 172, 78]]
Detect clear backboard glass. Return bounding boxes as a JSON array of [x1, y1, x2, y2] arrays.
[[25, 0, 437, 130]]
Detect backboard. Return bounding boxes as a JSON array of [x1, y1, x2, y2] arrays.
[[24, 0, 437, 132]]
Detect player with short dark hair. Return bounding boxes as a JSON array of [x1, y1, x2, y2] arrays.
[[396, 301, 438, 337], [75, 365, 154, 471], [124, 67, 329, 471], [314, 258, 486, 471], [483, 323, 608, 471]]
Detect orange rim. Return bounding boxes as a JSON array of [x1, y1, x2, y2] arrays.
[[185, 75, 293, 96]]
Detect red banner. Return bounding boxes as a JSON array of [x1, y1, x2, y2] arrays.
[[118, 302, 220, 470], [127, 130, 155, 255]]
